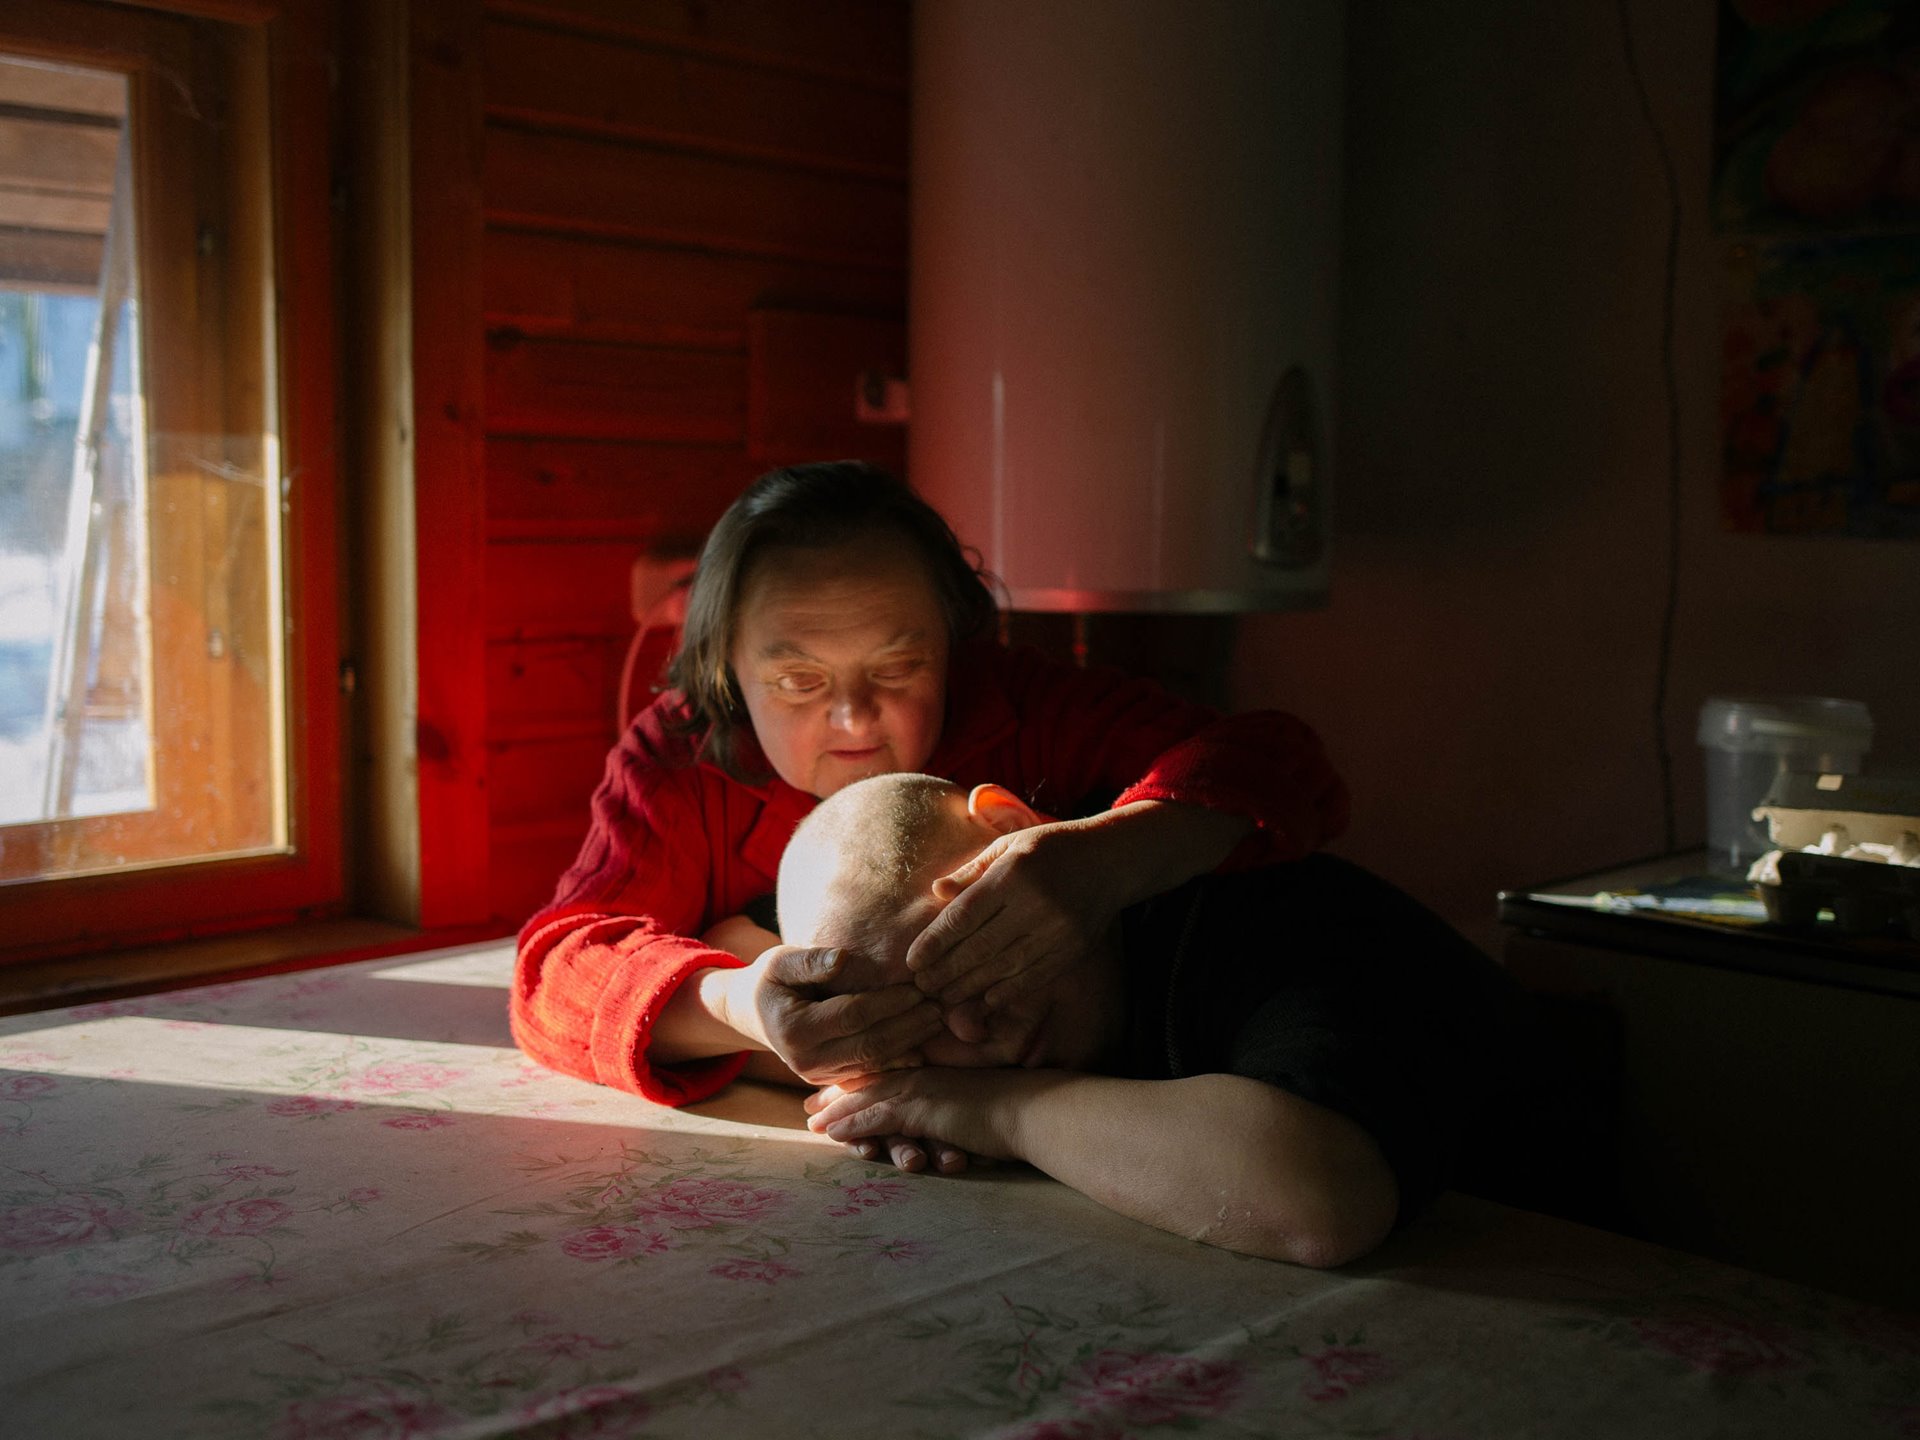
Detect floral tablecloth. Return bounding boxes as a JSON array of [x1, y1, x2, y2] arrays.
[[2, 940, 1915, 1439]]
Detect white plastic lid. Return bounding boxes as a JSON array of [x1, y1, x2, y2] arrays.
[[1696, 695, 1873, 760]]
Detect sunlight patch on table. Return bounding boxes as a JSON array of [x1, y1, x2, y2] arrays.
[[367, 942, 518, 989], [0, 1014, 821, 1143]]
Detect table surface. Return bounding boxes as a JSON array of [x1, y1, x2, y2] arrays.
[[3, 940, 1916, 1439]]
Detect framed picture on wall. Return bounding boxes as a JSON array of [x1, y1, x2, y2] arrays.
[[1714, 0, 1920, 537]]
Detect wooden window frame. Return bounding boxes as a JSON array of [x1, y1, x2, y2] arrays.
[[1, 0, 342, 964]]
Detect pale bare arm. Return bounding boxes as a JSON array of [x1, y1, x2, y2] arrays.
[[805, 1067, 1399, 1268]]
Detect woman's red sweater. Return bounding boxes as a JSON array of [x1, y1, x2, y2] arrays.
[[510, 642, 1349, 1105]]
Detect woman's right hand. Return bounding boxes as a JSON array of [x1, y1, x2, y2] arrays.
[[725, 944, 948, 1087]]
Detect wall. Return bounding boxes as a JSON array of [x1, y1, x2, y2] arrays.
[[1235, 0, 1920, 941], [471, 0, 909, 923]]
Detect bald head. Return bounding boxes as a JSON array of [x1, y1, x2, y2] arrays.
[[780, 773, 1123, 1073], [777, 773, 985, 976]]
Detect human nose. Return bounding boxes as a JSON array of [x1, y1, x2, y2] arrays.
[[828, 679, 879, 735]]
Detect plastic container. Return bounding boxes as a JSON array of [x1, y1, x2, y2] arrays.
[[1697, 696, 1873, 875]]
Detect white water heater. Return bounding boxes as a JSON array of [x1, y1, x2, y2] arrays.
[[910, 0, 1344, 612]]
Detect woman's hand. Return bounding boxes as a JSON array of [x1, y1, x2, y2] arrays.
[[905, 800, 1254, 1015], [722, 945, 948, 1087], [903, 819, 1124, 1011]]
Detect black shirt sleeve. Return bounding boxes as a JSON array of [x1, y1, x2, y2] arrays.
[[1133, 857, 1524, 1229]]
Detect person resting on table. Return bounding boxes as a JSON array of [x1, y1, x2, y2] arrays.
[[778, 772, 1523, 1270], [511, 460, 1350, 1114]]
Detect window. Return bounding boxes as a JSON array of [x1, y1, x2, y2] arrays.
[[1, 0, 340, 963]]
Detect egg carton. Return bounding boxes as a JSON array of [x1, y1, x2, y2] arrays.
[[1750, 770, 1920, 941], [1758, 850, 1920, 940]]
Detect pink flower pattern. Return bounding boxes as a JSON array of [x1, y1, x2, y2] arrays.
[[266, 1096, 358, 1119], [825, 1179, 908, 1216], [558, 1225, 674, 1262], [340, 1062, 466, 1095], [1300, 1345, 1390, 1402], [1630, 1314, 1806, 1377], [1070, 1349, 1245, 1426], [380, 1113, 455, 1131], [513, 1386, 651, 1438], [708, 1257, 800, 1285], [181, 1197, 294, 1238], [0, 1196, 139, 1251], [279, 1391, 450, 1440], [9, 949, 1913, 1436], [499, 1062, 560, 1089], [640, 1177, 787, 1228]]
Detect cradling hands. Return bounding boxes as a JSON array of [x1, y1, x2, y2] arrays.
[[732, 944, 946, 1087], [921, 991, 1049, 1068], [903, 820, 1119, 1015]]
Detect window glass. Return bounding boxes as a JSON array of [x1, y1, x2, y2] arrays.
[[0, 43, 286, 885]]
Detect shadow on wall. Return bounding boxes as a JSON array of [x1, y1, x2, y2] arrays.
[[1002, 611, 1237, 713], [1332, 0, 1687, 545]]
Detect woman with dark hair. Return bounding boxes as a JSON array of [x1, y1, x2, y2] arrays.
[[511, 461, 1349, 1154]]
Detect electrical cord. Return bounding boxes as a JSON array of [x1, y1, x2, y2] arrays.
[[1616, 0, 1686, 855]]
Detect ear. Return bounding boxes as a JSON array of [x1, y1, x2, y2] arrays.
[[967, 783, 1040, 837]]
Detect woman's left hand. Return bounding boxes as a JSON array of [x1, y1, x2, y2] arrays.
[[903, 820, 1122, 1011], [906, 800, 1255, 1014]]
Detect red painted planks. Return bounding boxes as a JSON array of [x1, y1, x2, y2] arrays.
[[485, 334, 745, 442], [483, 17, 906, 177], [487, 437, 753, 538], [487, 635, 625, 738], [484, 229, 903, 349], [486, 540, 643, 641], [490, 820, 588, 927], [477, 0, 910, 926], [412, 0, 492, 927], [485, 124, 905, 269], [486, 0, 908, 90], [488, 730, 615, 826]]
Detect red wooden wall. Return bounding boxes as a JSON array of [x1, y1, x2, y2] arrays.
[[473, 0, 910, 924]]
